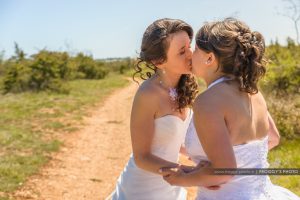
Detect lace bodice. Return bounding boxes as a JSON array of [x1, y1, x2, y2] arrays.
[[185, 118, 299, 200]]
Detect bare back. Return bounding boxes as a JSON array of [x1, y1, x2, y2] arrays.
[[205, 80, 269, 145]]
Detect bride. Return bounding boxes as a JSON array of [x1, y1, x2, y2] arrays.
[[160, 18, 300, 200], [111, 18, 199, 200]]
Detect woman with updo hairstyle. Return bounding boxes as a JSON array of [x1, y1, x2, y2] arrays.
[[111, 18, 199, 200], [160, 18, 299, 200]]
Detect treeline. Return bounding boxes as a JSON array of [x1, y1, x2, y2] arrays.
[[0, 41, 299, 139], [263, 38, 300, 95], [0, 43, 134, 93], [261, 38, 300, 139]]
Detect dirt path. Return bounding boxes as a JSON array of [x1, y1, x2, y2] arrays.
[[13, 81, 197, 200]]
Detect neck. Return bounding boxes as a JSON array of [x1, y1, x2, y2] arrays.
[[203, 73, 224, 88], [157, 71, 181, 88]]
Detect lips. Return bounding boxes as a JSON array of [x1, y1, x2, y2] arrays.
[[188, 60, 193, 70]]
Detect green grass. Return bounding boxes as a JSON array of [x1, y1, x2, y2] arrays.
[[0, 154, 47, 191], [0, 71, 299, 198], [0, 73, 129, 197], [268, 138, 300, 196]]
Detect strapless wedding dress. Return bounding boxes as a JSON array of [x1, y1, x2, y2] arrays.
[[111, 110, 192, 200], [185, 118, 300, 200]]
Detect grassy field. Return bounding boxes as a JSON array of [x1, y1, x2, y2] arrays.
[[0, 72, 299, 199], [268, 138, 300, 195], [0, 74, 129, 199]]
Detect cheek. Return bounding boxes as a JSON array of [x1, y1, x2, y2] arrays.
[[192, 54, 200, 67], [171, 55, 186, 67], [192, 55, 203, 76], [176, 54, 187, 63]]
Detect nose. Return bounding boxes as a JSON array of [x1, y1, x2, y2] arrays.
[[186, 47, 193, 59]]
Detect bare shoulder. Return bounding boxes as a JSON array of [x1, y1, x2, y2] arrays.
[[135, 79, 159, 100], [133, 79, 160, 111], [194, 84, 227, 112], [255, 91, 267, 106]]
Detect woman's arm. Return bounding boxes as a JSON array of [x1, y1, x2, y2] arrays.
[[179, 145, 188, 156], [267, 111, 280, 150], [162, 95, 237, 187], [130, 88, 179, 174]]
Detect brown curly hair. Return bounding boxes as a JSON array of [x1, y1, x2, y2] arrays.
[[133, 18, 199, 110], [196, 18, 267, 94]]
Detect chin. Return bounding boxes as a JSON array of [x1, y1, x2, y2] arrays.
[[195, 73, 203, 78], [191, 69, 197, 75], [191, 71, 201, 77], [183, 70, 192, 75], [184, 66, 193, 74]]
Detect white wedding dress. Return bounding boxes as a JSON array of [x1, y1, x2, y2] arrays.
[[185, 78, 300, 200], [111, 109, 192, 200]]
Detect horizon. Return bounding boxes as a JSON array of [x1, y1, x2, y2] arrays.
[[0, 0, 298, 59]]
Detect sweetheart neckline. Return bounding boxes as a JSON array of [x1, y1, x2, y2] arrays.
[[154, 109, 191, 123]]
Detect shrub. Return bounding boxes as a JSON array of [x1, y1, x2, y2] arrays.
[[73, 53, 109, 79]]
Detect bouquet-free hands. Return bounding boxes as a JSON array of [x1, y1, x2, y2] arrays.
[[159, 160, 220, 190]]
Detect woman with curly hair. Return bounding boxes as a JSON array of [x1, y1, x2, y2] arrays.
[[160, 18, 299, 200], [111, 18, 199, 200]]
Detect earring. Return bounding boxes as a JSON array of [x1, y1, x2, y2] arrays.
[[162, 69, 166, 74]]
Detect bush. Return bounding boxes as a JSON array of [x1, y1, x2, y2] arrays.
[[2, 50, 70, 93], [1, 47, 112, 94], [28, 51, 69, 92], [100, 57, 134, 74], [2, 60, 31, 93], [73, 53, 109, 79], [265, 93, 300, 139], [263, 39, 300, 95], [0, 50, 4, 76], [261, 39, 300, 139]]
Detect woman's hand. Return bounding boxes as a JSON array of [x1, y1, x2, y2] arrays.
[[159, 160, 221, 190], [160, 167, 188, 186], [179, 165, 197, 173], [160, 167, 221, 190], [267, 111, 280, 150]]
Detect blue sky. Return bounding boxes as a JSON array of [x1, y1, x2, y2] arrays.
[[0, 0, 297, 59]]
